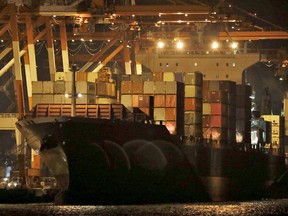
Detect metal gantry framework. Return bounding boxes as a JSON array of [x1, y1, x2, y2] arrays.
[[0, 1, 286, 114]]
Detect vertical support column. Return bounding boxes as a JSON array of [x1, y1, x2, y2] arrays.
[[133, 41, 142, 75], [46, 17, 56, 81], [23, 53, 33, 110], [26, 16, 38, 81], [10, 5, 24, 115], [122, 45, 132, 75], [60, 20, 70, 72], [26, 15, 38, 110]]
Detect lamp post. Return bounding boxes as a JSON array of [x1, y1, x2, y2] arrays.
[[70, 64, 78, 117]]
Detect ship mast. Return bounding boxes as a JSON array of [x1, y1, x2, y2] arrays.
[[71, 64, 78, 117]]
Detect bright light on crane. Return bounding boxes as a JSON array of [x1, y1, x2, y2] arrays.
[[211, 41, 219, 49], [157, 41, 165, 48]]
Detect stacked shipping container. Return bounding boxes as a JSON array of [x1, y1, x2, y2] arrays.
[[183, 72, 203, 141], [236, 85, 252, 145], [120, 72, 184, 135], [202, 80, 236, 146]]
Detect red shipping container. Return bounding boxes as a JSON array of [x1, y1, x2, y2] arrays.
[[154, 95, 165, 107], [202, 115, 211, 127], [165, 108, 177, 120], [121, 81, 132, 94], [209, 91, 228, 103], [210, 115, 227, 128], [210, 103, 227, 115], [165, 94, 177, 107], [184, 97, 202, 111], [131, 81, 143, 94]]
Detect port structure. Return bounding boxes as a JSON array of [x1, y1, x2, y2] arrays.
[[0, 0, 286, 183]]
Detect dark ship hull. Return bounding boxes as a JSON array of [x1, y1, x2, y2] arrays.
[[16, 116, 286, 204]]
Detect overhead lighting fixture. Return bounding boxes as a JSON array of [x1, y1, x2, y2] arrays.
[[157, 41, 165, 48], [211, 41, 219, 49], [176, 41, 184, 49], [231, 42, 238, 49]]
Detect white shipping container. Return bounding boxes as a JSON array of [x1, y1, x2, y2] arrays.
[[154, 81, 166, 94], [185, 85, 202, 98], [32, 81, 43, 94], [77, 94, 96, 104], [163, 72, 175, 81], [87, 72, 98, 82], [76, 81, 95, 95], [42, 81, 54, 94], [143, 81, 155, 94], [54, 81, 66, 94], [121, 95, 132, 110], [165, 81, 177, 94], [96, 97, 116, 104], [154, 108, 166, 120], [202, 103, 211, 115], [53, 94, 66, 104]]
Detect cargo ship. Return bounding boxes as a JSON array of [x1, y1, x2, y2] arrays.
[[15, 70, 287, 204]]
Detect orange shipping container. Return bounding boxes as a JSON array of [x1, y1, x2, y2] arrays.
[[165, 95, 177, 107], [131, 81, 143, 94], [154, 95, 165, 107], [121, 81, 132, 94], [152, 72, 163, 81], [184, 97, 202, 111], [165, 108, 177, 120], [210, 103, 227, 115], [32, 154, 40, 169], [210, 115, 227, 128], [77, 72, 87, 81]]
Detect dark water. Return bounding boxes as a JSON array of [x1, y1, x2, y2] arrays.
[[1, 199, 288, 215]]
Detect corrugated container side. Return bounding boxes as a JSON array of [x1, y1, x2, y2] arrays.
[[54, 81, 66, 94], [154, 108, 166, 120], [96, 82, 107, 96], [174, 72, 183, 82], [165, 108, 176, 120], [152, 72, 163, 81], [77, 72, 87, 81], [202, 103, 211, 115], [130, 75, 142, 81], [184, 97, 202, 111], [154, 95, 165, 107], [121, 95, 132, 110], [210, 115, 227, 128], [142, 72, 153, 81], [42, 81, 54, 94], [163, 72, 175, 81], [210, 103, 227, 115], [184, 111, 202, 124], [131, 81, 144, 94], [32, 81, 43, 94], [121, 81, 132, 94], [165, 94, 177, 107], [184, 72, 202, 86], [87, 72, 98, 82], [185, 85, 202, 98], [154, 81, 166, 94], [143, 81, 155, 94]]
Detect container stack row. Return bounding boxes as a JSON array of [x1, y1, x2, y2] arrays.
[[235, 84, 252, 145], [202, 80, 236, 146], [261, 115, 285, 150], [32, 79, 117, 107], [120, 74, 184, 135]]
